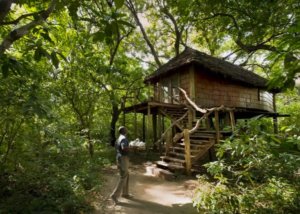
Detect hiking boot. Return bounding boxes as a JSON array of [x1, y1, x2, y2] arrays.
[[110, 195, 119, 205], [121, 194, 134, 199]]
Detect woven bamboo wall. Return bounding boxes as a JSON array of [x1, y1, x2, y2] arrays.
[[194, 71, 274, 112]]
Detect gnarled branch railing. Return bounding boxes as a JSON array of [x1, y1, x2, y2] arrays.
[[155, 87, 235, 148]]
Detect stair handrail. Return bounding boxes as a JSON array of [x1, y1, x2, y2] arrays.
[[173, 87, 235, 142], [154, 111, 189, 150]]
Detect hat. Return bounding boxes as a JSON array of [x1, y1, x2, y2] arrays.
[[118, 126, 126, 134]]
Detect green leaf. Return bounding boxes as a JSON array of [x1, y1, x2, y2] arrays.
[[41, 32, 54, 44], [34, 48, 42, 61], [51, 52, 59, 68], [117, 20, 135, 28], [114, 0, 125, 9], [92, 31, 106, 42], [2, 63, 9, 78]]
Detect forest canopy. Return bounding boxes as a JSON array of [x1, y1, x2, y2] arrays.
[[0, 0, 299, 213]]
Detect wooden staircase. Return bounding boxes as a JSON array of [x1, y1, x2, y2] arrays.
[[155, 105, 220, 174], [156, 130, 216, 173]]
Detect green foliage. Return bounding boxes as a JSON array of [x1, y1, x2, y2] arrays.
[[0, 146, 112, 213], [194, 119, 300, 213]]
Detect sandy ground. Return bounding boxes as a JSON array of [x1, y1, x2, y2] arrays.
[[93, 159, 200, 214]]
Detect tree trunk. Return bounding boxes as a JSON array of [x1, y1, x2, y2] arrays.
[[0, 0, 15, 23], [110, 104, 120, 147]]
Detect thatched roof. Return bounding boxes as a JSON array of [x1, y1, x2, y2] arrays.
[[145, 47, 270, 90]]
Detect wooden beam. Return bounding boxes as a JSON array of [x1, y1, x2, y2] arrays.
[[214, 111, 220, 144], [184, 129, 191, 175]]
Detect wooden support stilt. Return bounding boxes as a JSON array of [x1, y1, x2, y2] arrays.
[[184, 129, 191, 175], [134, 110, 137, 139], [166, 129, 172, 154], [214, 111, 220, 144], [142, 114, 145, 142], [272, 93, 278, 134], [146, 104, 151, 151], [157, 115, 162, 153], [229, 110, 235, 132], [153, 114, 157, 150]]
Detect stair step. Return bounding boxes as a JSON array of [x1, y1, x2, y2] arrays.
[[190, 139, 212, 144], [191, 133, 215, 137], [171, 146, 200, 153], [179, 143, 211, 149], [168, 151, 196, 159], [160, 156, 186, 163], [156, 161, 185, 170]]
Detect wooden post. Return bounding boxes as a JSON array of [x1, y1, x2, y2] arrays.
[[188, 108, 193, 129], [272, 93, 278, 134], [142, 114, 145, 142], [134, 110, 137, 139], [214, 111, 220, 144], [153, 114, 157, 150], [184, 129, 191, 175], [146, 104, 151, 151], [205, 117, 210, 130], [229, 110, 235, 132], [134, 92, 137, 139], [166, 129, 172, 154], [157, 115, 162, 154]]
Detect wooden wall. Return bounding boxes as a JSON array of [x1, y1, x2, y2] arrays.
[[152, 64, 273, 113], [194, 70, 274, 112]]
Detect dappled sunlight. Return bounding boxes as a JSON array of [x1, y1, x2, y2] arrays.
[[97, 162, 199, 214]]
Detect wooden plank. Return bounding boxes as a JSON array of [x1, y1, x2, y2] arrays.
[[189, 65, 196, 101], [184, 129, 191, 175], [160, 156, 186, 163]]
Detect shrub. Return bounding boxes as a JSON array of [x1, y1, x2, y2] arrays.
[[193, 118, 300, 214]]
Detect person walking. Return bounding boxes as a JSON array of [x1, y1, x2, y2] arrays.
[[110, 126, 133, 204]]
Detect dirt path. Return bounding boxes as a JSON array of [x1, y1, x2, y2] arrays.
[[93, 160, 199, 214]]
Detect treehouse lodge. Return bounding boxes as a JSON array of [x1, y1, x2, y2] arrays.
[[123, 47, 282, 174]]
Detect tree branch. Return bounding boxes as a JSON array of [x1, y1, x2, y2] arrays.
[[204, 12, 279, 53], [0, 11, 41, 25], [126, 0, 162, 67], [0, 0, 15, 23], [0, 0, 57, 55], [159, 3, 182, 56]]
